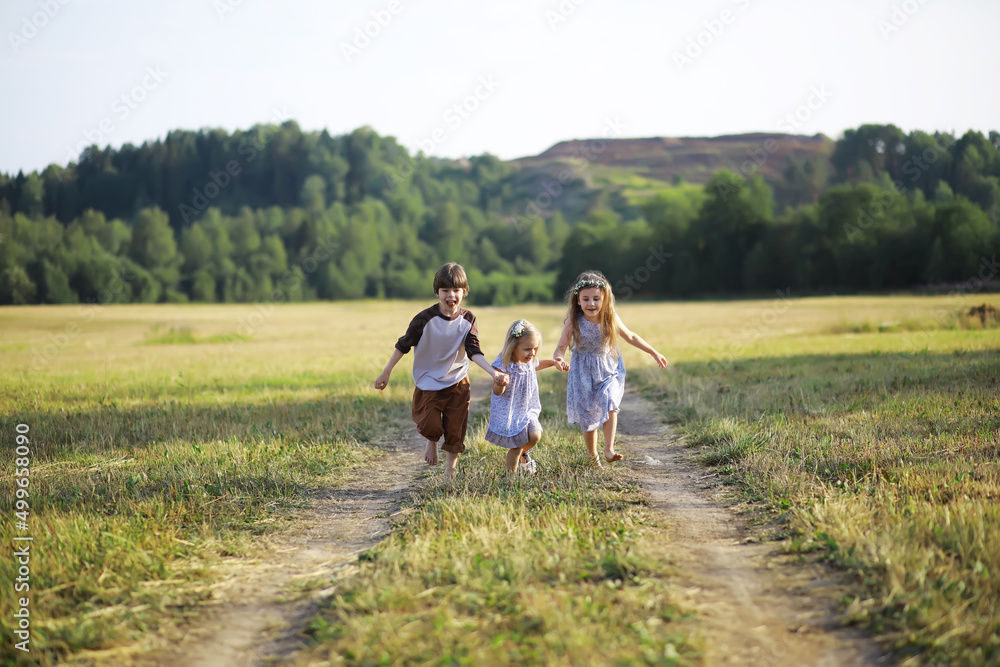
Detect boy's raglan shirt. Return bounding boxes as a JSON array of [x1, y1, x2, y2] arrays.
[[395, 305, 484, 391]]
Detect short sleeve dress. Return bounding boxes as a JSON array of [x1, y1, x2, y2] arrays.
[[485, 355, 543, 449], [566, 316, 626, 432]]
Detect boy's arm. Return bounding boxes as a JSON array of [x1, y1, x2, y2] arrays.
[[471, 353, 509, 387], [552, 319, 573, 370], [376, 308, 432, 390], [374, 349, 404, 390], [615, 315, 668, 369]]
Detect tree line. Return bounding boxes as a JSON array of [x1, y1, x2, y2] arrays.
[[1, 122, 998, 305]]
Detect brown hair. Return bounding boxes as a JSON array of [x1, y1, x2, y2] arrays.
[[499, 319, 542, 366], [563, 270, 619, 354], [433, 262, 469, 295]]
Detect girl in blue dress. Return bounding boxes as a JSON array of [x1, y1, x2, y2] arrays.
[[553, 270, 668, 465], [486, 319, 568, 473]]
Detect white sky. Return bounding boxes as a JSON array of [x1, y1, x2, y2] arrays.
[[1, 0, 998, 174]]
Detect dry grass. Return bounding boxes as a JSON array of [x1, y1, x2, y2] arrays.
[[2, 294, 996, 664], [623, 295, 1000, 665], [0, 303, 412, 663], [296, 413, 690, 666], [0, 301, 688, 665]]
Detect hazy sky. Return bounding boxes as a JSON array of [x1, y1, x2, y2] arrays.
[[2, 0, 998, 174]]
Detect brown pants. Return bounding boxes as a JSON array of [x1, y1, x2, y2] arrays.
[[411, 377, 471, 453]]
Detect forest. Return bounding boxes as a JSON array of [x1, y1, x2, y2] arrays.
[[1, 123, 998, 305]]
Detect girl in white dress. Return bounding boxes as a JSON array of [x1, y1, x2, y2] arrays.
[[486, 319, 568, 473]]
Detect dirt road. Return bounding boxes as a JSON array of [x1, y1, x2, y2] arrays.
[[130, 426, 427, 667], [130, 385, 888, 666], [618, 390, 888, 666]]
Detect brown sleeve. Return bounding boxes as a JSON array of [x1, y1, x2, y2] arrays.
[[463, 310, 484, 359], [395, 306, 436, 354]]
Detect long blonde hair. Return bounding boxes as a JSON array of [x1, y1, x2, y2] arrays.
[[564, 270, 619, 354], [499, 319, 542, 366]]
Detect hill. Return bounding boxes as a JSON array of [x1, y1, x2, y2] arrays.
[[516, 132, 833, 184], [505, 133, 834, 218]]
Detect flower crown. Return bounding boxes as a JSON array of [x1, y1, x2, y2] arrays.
[[573, 279, 606, 292], [510, 320, 526, 338]]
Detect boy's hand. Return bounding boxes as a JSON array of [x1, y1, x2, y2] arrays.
[[651, 352, 668, 369], [374, 371, 390, 390]]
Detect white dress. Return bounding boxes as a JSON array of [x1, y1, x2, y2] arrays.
[[485, 355, 542, 448]]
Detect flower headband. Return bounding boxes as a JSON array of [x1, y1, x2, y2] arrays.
[[573, 279, 606, 292], [510, 320, 526, 338]]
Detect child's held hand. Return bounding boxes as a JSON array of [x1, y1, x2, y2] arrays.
[[493, 370, 510, 387], [554, 356, 569, 372]]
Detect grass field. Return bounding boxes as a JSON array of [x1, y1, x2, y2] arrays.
[[1, 294, 998, 665], [0, 303, 409, 663], [622, 295, 1000, 665]]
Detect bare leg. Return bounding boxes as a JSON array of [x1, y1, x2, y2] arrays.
[[443, 450, 460, 479], [424, 439, 439, 466], [603, 411, 622, 462], [522, 431, 540, 455], [583, 429, 601, 466], [505, 446, 523, 473], [521, 432, 542, 473]]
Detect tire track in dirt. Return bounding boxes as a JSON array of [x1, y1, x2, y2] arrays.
[[128, 426, 427, 667], [618, 390, 890, 666]]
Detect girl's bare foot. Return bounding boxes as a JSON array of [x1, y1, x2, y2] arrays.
[[604, 451, 623, 463], [424, 440, 439, 466]]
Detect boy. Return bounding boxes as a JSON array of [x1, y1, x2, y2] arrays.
[[374, 262, 508, 479]]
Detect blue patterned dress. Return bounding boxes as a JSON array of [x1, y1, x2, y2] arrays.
[[566, 316, 626, 432], [485, 355, 543, 449]]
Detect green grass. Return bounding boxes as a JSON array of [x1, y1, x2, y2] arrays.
[[626, 297, 1000, 666], [684, 416, 773, 465], [0, 392, 388, 664], [2, 296, 997, 665], [0, 304, 410, 664], [141, 324, 247, 345], [826, 307, 1000, 335], [1, 301, 690, 665], [296, 394, 691, 666]]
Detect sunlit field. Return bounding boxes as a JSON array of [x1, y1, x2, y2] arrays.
[[0, 301, 688, 665], [0, 302, 417, 663], [622, 294, 1000, 665], [1, 294, 998, 665]]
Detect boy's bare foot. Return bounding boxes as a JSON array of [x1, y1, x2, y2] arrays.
[[443, 451, 459, 479], [424, 440, 439, 466], [604, 451, 623, 463]]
